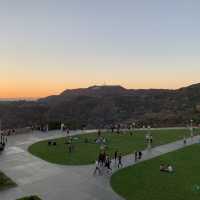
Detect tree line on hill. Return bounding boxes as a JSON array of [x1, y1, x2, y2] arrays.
[[1, 83, 200, 130]]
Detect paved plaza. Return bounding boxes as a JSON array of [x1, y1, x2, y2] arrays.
[[0, 130, 199, 200]]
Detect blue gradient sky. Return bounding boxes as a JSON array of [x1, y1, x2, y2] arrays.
[[1, 0, 200, 98]]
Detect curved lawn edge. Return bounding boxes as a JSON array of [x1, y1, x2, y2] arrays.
[[110, 144, 200, 200], [28, 129, 193, 166], [28, 133, 101, 166], [28, 139, 96, 166], [0, 171, 17, 191]]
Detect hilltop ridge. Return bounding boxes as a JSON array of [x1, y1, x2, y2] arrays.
[[1, 83, 200, 129]]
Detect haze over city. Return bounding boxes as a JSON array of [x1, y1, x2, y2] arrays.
[[1, 0, 200, 98]]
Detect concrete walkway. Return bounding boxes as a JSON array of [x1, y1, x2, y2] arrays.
[[113, 135, 200, 173], [0, 130, 199, 200]]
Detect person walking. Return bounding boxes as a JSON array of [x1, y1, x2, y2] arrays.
[[114, 150, 118, 164], [118, 153, 123, 168], [134, 151, 138, 162], [102, 151, 106, 166], [183, 136, 187, 145], [138, 151, 143, 160], [105, 156, 112, 174], [150, 135, 153, 145]]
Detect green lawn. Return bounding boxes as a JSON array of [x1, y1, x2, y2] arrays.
[[0, 171, 16, 190], [28, 129, 194, 165], [16, 196, 41, 200], [111, 144, 200, 200]]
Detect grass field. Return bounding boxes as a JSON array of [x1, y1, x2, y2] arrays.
[[0, 171, 16, 190], [28, 129, 194, 165], [16, 196, 41, 200], [111, 144, 200, 200]]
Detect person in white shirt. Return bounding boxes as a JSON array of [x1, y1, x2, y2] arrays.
[[167, 165, 173, 172]]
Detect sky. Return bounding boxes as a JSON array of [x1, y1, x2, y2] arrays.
[[1, 0, 200, 98]]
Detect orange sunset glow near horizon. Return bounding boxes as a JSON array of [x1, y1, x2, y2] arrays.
[[1, 1, 200, 99], [0, 79, 199, 99]]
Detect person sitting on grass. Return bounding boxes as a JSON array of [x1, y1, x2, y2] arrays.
[[160, 163, 165, 171], [167, 164, 173, 172], [160, 164, 174, 173]]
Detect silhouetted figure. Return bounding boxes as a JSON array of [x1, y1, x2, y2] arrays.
[[134, 151, 138, 162], [53, 141, 57, 146], [111, 125, 115, 133], [117, 124, 121, 134], [183, 136, 187, 145], [114, 150, 118, 164], [138, 151, 142, 159], [118, 154, 123, 168]]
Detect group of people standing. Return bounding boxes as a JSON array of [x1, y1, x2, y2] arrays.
[[94, 152, 112, 175], [94, 148, 145, 176], [94, 129, 153, 176], [145, 134, 153, 148], [94, 150, 123, 175], [134, 151, 143, 162], [0, 129, 15, 136], [110, 124, 135, 135]]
